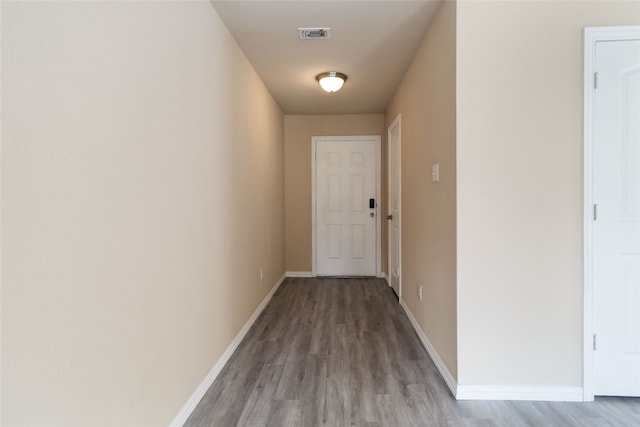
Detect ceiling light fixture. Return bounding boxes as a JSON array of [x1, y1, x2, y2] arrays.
[[316, 71, 347, 93]]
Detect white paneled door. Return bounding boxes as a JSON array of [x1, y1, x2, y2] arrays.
[[388, 116, 401, 299], [314, 137, 379, 276], [592, 37, 640, 397]]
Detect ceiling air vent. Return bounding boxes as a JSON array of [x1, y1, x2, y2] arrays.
[[298, 28, 331, 40]]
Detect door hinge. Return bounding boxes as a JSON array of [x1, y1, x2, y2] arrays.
[[593, 334, 597, 351], [594, 71, 598, 89], [593, 203, 598, 221]]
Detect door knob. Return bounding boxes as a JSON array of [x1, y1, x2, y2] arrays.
[[370, 212, 375, 217], [386, 215, 393, 220]]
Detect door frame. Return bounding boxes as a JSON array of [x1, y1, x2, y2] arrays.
[[311, 135, 382, 277], [583, 25, 640, 402], [387, 114, 402, 300]]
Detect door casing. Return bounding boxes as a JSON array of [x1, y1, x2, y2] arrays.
[[311, 135, 382, 277]]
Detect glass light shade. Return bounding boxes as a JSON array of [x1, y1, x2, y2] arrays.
[[316, 72, 347, 93]]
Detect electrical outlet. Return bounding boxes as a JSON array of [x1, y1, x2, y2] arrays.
[[417, 284, 423, 301], [260, 268, 263, 281]]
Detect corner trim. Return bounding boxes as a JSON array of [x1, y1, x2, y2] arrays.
[[456, 385, 584, 402], [169, 273, 286, 427], [285, 271, 313, 278], [399, 299, 458, 397]]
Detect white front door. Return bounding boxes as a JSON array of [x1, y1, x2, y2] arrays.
[[593, 37, 640, 397], [314, 136, 379, 276], [388, 115, 401, 299]]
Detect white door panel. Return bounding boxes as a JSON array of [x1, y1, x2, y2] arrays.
[[315, 138, 378, 276], [593, 38, 640, 397], [388, 116, 401, 298]]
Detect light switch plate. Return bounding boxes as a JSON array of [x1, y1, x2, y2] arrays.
[[432, 163, 440, 183]]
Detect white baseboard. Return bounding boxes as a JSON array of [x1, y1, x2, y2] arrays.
[[169, 273, 286, 427], [456, 385, 584, 402], [287, 271, 388, 279], [400, 299, 585, 402], [285, 271, 313, 278], [399, 299, 458, 397]]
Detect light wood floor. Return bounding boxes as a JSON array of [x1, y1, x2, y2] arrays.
[[185, 277, 640, 427]]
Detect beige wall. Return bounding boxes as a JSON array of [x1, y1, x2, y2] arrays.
[[284, 114, 385, 273], [456, 1, 640, 386], [385, 0, 458, 379], [1, 1, 284, 425]]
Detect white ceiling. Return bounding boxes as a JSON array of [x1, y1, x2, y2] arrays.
[[210, 1, 442, 115]]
